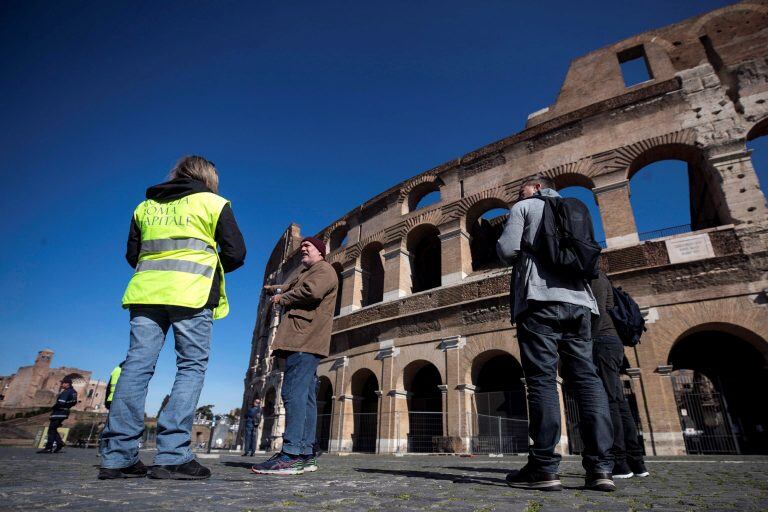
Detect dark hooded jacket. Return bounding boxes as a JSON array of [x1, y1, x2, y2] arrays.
[[126, 178, 246, 308], [50, 387, 78, 420]]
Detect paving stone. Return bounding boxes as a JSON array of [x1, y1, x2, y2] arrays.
[[0, 448, 767, 511]]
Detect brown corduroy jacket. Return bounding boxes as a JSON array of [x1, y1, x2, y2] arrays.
[[267, 259, 338, 358]]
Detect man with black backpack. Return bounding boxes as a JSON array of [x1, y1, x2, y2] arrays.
[[591, 270, 649, 478], [497, 174, 615, 492]]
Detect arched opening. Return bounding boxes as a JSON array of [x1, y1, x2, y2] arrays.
[[331, 262, 343, 316], [259, 388, 277, 450], [669, 326, 768, 454], [407, 224, 441, 293], [316, 377, 333, 451], [406, 180, 442, 213], [628, 145, 727, 240], [471, 351, 528, 453], [360, 242, 384, 307], [556, 181, 605, 246], [350, 369, 379, 453], [404, 361, 443, 452], [747, 119, 768, 194], [466, 198, 509, 272], [328, 225, 349, 252]]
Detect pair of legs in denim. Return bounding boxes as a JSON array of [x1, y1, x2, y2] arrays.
[[517, 301, 613, 474], [280, 351, 322, 456], [100, 306, 212, 469], [592, 335, 645, 468]]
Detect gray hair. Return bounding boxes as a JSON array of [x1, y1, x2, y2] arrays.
[[522, 173, 555, 191], [169, 155, 219, 193]]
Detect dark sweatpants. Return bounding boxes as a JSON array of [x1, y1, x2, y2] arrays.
[[46, 418, 64, 450]]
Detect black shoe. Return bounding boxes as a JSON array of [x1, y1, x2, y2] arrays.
[[612, 461, 634, 479], [629, 460, 649, 477], [37, 448, 53, 454], [53, 442, 66, 453], [148, 459, 211, 480], [241, 453, 249, 457], [505, 466, 563, 491], [585, 472, 616, 492], [98, 460, 148, 480]]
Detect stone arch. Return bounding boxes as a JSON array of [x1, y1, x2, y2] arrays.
[[406, 223, 441, 293], [349, 368, 379, 452], [316, 375, 333, 451], [259, 387, 278, 450], [395, 350, 446, 393], [360, 241, 385, 307], [747, 117, 768, 142], [326, 221, 349, 253], [691, 3, 768, 37], [543, 158, 600, 190], [400, 174, 444, 214], [463, 197, 510, 272], [401, 359, 444, 452]]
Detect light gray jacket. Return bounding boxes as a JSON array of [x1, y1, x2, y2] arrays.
[[496, 188, 598, 320]]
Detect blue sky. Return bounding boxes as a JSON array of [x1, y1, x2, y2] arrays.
[[1, 0, 763, 415]]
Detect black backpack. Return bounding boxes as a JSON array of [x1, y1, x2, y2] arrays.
[[525, 195, 602, 280], [609, 285, 646, 347]]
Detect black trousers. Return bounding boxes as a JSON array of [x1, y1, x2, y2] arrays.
[[46, 418, 64, 449], [592, 336, 644, 466]]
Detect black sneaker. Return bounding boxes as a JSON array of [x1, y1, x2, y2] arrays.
[[98, 460, 148, 480], [36, 448, 53, 454], [613, 461, 634, 479], [505, 466, 563, 491], [148, 459, 211, 480], [53, 442, 66, 453], [585, 472, 616, 492], [629, 460, 650, 477]]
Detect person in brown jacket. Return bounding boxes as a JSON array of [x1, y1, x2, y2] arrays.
[[252, 236, 338, 475]]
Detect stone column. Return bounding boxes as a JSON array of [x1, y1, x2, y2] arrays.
[[382, 242, 411, 301], [375, 343, 400, 453], [646, 365, 686, 455], [709, 148, 768, 229], [439, 335, 466, 452], [593, 180, 639, 248], [374, 390, 384, 454], [387, 389, 411, 453], [271, 372, 286, 452], [438, 219, 472, 286], [339, 264, 363, 316], [328, 356, 349, 452], [456, 383, 476, 453], [336, 394, 355, 452]]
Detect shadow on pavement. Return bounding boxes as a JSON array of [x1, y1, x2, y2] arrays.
[[354, 467, 507, 487]]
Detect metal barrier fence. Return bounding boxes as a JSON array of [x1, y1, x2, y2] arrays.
[[470, 413, 528, 454]]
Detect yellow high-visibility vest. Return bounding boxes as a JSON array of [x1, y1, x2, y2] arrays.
[[107, 365, 121, 402], [121, 192, 230, 319]]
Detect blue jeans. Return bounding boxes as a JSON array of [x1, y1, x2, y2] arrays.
[[281, 351, 322, 456], [517, 301, 613, 474], [100, 306, 213, 468], [244, 424, 256, 453]]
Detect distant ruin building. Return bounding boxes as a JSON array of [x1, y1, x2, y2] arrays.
[[0, 350, 107, 416], [244, 1, 768, 456]]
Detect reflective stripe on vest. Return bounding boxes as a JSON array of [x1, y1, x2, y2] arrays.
[[140, 238, 216, 255], [136, 259, 215, 278]]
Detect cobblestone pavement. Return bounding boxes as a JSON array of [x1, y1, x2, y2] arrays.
[[0, 448, 767, 511]]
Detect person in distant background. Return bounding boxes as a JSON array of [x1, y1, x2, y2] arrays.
[[242, 398, 262, 457], [37, 376, 78, 454]]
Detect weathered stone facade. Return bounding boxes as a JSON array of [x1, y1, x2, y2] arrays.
[[244, 1, 768, 456], [0, 350, 108, 415]]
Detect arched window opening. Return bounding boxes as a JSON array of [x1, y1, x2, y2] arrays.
[[558, 186, 605, 246], [628, 146, 727, 241], [406, 180, 443, 213], [747, 120, 768, 193], [466, 198, 509, 272], [332, 262, 343, 316], [404, 361, 443, 453], [259, 388, 277, 450], [328, 225, 349, 252], [407, 224, 441, 293], [316, 377, 333, 451], [669, 328, 768, 455], [360, 243, 384, 307], [351, 369, 379, 453], [471, 352, 527, 454]]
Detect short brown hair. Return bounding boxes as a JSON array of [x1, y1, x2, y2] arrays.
[[522, 173, 555, 191], [169, 155, 219, 193]]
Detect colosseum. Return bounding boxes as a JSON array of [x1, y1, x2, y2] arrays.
[[242, 1, 768, 458]]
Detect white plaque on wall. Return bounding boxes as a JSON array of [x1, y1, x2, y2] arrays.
[[665, 233, 715, 264]]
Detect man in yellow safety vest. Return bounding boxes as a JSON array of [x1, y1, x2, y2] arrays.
[[98, 156, 246, 481]]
